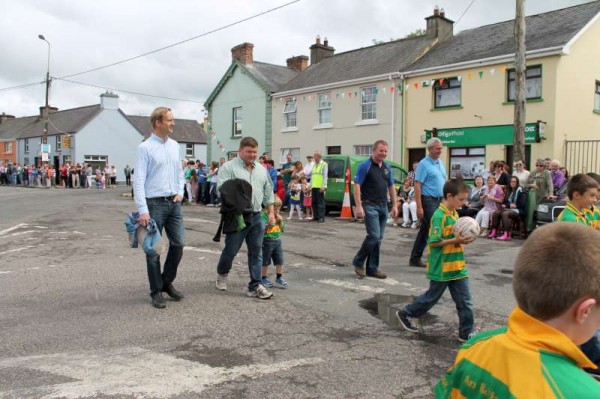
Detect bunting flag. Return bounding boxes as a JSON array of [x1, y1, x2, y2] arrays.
[[467, 73, 474, 80], [502, 66, 507, 72], [457, 75, 462, 82], [348, 92, 352, 98], [414, 83, 419, 89], [354, 91, 358, 97], [382, 87, 386, 94], [479, 71, 484, 79], [405, 84, 409, 91], [490, 68, 496, 76], [390, 86, 394, 92], [439, 78, 444, 85], [430, 79, 435, 86]]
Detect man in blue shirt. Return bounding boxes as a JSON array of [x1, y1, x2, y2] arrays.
[[134, 107, 185, 309], [409, 137, 447, 267], [353, 140, 398, 279]]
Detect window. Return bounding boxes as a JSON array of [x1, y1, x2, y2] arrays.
[[595, 81, 600, 111], [283, 98, 297, 128], [227, 151, 238, 160], [449, 147, 486, 179], [186, 143, 194, 158], [434, 77, 461, 108], [56, 135, 62, 151], [361, 86, 377, 120], [24, 139, 29, 153], [279, 147, 300, 165], [354, 145, 371, 156], [507, 66, 542, 101], [4, 142, 13, 153], [317, 93, 331, 125], [232, 107, 242, 137]]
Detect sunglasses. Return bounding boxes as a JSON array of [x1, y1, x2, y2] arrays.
[[536, 164, 544, 167]]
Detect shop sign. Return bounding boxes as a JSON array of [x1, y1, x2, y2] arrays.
[[425, 123, 538, 147]]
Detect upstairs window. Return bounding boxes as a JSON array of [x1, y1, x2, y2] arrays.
[[361, 86, 377, 120], [4, 142, 13, 153], [434, 77, 461, 108], [186, 143, 194, 157], [24, 139, 29, 153], [317, 93, 331, 125], [507, 66, 542, 101], [232, 107, 242, 137], [595, 81, 600, 111], [56, 135, 62, 151], [283, 98, 297, 128]]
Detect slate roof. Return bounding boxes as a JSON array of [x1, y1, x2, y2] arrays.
[[0, 105, 102, 139], [245, 61, 300, 93], [280, 36, 433, 92], [408, 1, 600, 71], [127, 115, 207, 144]]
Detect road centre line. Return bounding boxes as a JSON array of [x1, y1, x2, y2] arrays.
[[0, 223, 28, 236]]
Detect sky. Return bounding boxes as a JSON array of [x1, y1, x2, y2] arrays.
[[0, 0, 592, 122]]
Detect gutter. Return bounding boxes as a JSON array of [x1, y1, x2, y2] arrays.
[[402, 46, 565, 77], [274, 72, 402, 98]]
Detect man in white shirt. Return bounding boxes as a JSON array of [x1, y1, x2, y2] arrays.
[[303, 155, 315, 183]]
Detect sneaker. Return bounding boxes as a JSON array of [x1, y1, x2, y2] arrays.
[[246, 283, 273, 299], [458, 329, 480, 343], [401, 222, 410, 228], [396, 309, 419, 333], [367, 270, 387, 279], [275, 277, 288, 289], [410, 222, 418, 229], [215, 274, 228, 291], [261, 277, 273, 288]]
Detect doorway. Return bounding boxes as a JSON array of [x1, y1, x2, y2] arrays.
[[505, 145, 531, 172], [408, 148, 426, 172]]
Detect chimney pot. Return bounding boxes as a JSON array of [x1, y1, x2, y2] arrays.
[[316, 35, 321, 44], [434, 5, 439, 16], [440, 8, 445, 18], [310, 37, 335, 65], [324, 37, 328, 46]]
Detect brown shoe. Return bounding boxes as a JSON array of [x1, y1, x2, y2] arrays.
[[354, 267, 366, 278], [367, 270, 387, 279]]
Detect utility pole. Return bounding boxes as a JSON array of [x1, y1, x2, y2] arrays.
[[38, 34, 51, 145], [513, 0, 526, 164]]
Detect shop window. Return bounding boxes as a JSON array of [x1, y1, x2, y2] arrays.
[[232, 107, 242, 137], [361, 86, 377, 120], [283, 98, 297, 128], [507, 66, 542, 101], [449, 147, 486, 179], [433, 77, 461, 108], [354, 145, 371, 156]]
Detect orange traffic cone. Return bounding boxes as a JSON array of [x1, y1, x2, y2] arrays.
[[337, 175, 354, 221]]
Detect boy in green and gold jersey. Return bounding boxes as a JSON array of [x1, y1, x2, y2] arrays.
[[557, 173, 598, 225], [396, 179, 476, 342], [435, 223, 600, 398], [584, 173, 600, 230]]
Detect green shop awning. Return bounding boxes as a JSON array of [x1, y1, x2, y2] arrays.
[[425, 123, 539, 147]]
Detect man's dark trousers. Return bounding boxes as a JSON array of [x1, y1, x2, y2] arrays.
[[312, 187, 325, 221], [409, 196, 440, 264]]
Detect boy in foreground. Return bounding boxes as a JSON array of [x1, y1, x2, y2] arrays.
[[557, 173, 598, 225], [435, 223, 600, 398], [396, 179, 476, 342]]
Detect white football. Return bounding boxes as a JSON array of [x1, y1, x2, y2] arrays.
[[453, 217, 480, 238]]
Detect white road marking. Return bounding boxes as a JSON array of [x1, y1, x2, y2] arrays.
[[0, 223, 28, 236], [184, 246, 222, 255], [33, 225, 48, 229], [28, 267, 40, 270], [11, 230, 35, 237], [0, 271, 11, 275], [0, 347, 323, 398], [72, 231, 85, 235], [317, 279, 386, 293], [0, 246, 36, 256], [185, 217, 218, 225]]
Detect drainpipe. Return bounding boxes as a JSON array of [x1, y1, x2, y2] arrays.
[[399, 74, 406, 167], [388, 72, 400, 162]]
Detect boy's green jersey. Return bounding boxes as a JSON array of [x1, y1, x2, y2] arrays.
[[426, 204, 467, 282], [557, 203, 587, 225]]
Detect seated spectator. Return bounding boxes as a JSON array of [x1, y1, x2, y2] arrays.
[[476, 175, 504, 237], [489, 176, 527, 240], [458, 175, 485, 218], [398, 177, 417, 228]]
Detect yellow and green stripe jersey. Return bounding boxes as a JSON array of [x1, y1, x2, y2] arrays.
[[435, 307, 600, 398], [426, 204, 466, 282], [557, 203, 587, 225], [584, 205, 600, 230]]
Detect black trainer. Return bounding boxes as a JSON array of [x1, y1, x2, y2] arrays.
[[163, 284, 184, 301], [151, 293, 166, 309], [409, 260, 426, 268], [396, 309, 419, 332]]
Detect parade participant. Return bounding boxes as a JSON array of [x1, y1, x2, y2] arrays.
[[585, 173, 600, 230], [133, 107, 185, 309], [557, 174, 598, 225], [280, 153, 294, 210], [215, 136, 275, 300], [311, 151, 328, 223], [435, 223, 600, 398], [261, 195, 288, 289], [124, 164, 132, 186], [352, 140, 398, 279]]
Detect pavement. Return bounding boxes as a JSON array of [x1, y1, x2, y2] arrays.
[[0, 185, 522, 398]]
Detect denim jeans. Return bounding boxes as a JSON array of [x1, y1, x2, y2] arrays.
[[404, 278, 474, 337], [145, 198, 185, 297], [410, 196, 440, 264], [353, 202, 387, 274], [582, 330, 600, 366], [217, 212, 264, 291]]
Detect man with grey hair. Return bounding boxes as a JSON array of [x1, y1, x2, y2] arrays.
[[311, 151, 328, 223], [409, 137, 447, 267]]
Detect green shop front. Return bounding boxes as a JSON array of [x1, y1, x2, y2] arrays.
[[425, 122, 543, 178]]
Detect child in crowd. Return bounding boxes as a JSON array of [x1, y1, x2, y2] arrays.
[[584, 172, 600, 230], [396, 179, 476, 342], [287, 177, 303, 220], [301, 176, 313, 220], [261, 195, 288, 289], [557, 173, 598, 225], [435, 223, 600, 398]]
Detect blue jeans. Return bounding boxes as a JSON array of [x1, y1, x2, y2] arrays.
[[353, 202, 388, 274], [217, 212, 264, 291], [410, 196, 440, 264], [582, 330, 600, 366], [145, 198, 185, 297], [404, 278, 474, 337]]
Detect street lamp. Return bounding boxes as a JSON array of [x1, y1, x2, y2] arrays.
[[38, 34, 50, 145]]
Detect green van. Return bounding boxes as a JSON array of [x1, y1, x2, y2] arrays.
[[322, 155, 408, 213]]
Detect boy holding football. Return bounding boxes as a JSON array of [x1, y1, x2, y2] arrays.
[[397, 178, 477, 342]]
